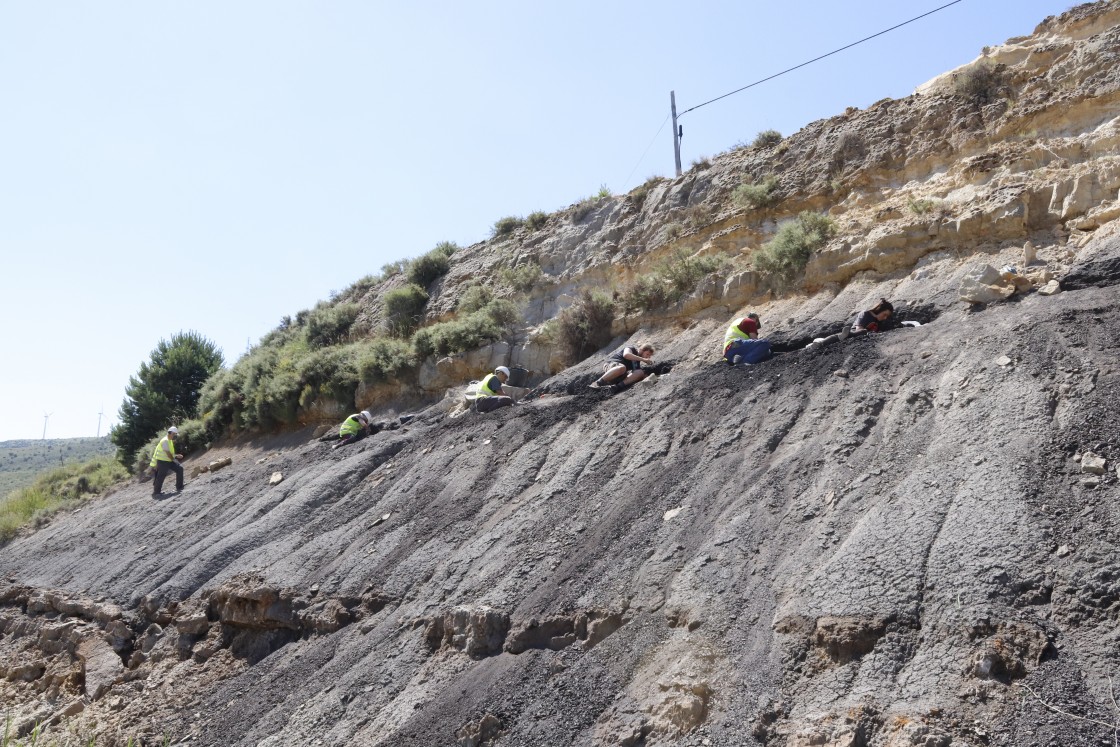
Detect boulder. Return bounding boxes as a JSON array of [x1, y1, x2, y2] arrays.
[[959, 264, 1016, 304], [1081, 452, 1107, 474]]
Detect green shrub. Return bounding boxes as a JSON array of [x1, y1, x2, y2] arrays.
[[753, 129, 782, 148], [499, 263, 543, 293], [629, 175, 664, 211], [954, 61, 1005, 105], [492, 216, 524, 237], [572, 196, 600, 223], [343, 274, 380, 299], [733, 176, 780, 210], [1, 456, 128, 543], [381, 259, 409, 277], [526, 211, 549, 230], [690, 156, 711, 170], [752, 211, 836, 285], [298, 347, 359, 407], [305, 302, 359, 348], [596, 184, 611, 199], [383, 284, 429, 337], [457, 284, 494, 313], [110, 331, 223, 472], [683, 203, 714, 229], [413, 299, 518, 359], [556, 290, 615, 363], [407, 242, 457, 287], [357, 338, 417, 384], [907, 197, 940, 215], [622, 250, 729, 313]]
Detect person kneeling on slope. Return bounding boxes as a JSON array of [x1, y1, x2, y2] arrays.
[[476, 366, 514, 413], [723, 313, 771, 365], [331, 410, 373, 450], [150, 426, 184, 497], [589, 343, 655, 393], [805, 298, 894, 352]]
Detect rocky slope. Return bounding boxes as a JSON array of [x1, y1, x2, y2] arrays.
[[4, 3, 1120, 746]]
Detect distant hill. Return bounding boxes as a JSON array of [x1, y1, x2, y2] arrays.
[[0, 437, 115, 497]]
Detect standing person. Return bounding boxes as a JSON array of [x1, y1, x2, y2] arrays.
[[331, 411, 373, 450], [723, 313, 771, 364], [805, 299, 894, 352], [150, 426, 184, 497], [475, 366, 514, 413], [589, 343, 655, 391]]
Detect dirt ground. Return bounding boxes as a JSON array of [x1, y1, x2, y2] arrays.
[[2, 232, 1120, 747]]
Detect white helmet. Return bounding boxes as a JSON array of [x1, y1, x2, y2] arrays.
[[168, 426, 179, 434], [359, 410, 371, 423], [495, 366, 511, 377]]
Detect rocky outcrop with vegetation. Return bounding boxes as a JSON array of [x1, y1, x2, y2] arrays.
[[4, 3, 1120, 745]]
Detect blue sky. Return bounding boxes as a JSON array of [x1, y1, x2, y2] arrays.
[[0, 0, 1074, 441]]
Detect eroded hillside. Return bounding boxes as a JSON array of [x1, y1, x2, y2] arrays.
[[4, 3, 1120, 746]]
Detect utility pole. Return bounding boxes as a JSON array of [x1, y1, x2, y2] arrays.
[[671, 90, 682, 178], [42, 412, 52, 440]]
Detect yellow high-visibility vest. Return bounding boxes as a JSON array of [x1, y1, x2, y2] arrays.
[[478, 374, 501, 396], [150, 436, 175, 467]]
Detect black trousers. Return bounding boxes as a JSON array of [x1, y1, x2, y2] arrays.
[[153, 460, 184, 493]]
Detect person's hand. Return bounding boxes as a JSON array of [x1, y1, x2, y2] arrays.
[[176, 454, 184, 461]]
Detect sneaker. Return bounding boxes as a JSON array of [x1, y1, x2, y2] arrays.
[[732, 354, 743, 365], [588, 381, 602, 389], [151, 492, 161, 498]]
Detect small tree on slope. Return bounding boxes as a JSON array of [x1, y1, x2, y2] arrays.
[[110, 331, 223, 472]]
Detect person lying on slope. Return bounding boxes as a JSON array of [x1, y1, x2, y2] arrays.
[[589, 343, 655, 393], [804, 298, 894, 352]]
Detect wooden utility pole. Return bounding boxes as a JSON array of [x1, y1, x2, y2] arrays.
[[671, 91, 682, 178]]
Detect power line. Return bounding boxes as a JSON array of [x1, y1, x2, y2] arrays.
[[678, 0, 966, 118], [621, 113, 671, 192]]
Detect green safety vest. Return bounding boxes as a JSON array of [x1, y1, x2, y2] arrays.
[[339, 414, 363, 437], [724, 319, 753, 350], [150, 436, 175, 466], [478, 374, 501, 396]]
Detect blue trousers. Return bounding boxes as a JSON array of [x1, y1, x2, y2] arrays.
[[724, 338, 771, 364]]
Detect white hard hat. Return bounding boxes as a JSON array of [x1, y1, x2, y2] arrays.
[[495, 366, 511, 377], [168, 426, 179, 434], [360, 410, 371, 422]]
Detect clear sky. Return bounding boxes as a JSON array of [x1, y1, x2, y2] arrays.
[[0, 0, 1074, 441]]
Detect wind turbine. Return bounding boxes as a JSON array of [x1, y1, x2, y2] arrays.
[[97, 406, 105, 438], [42, 412, 53, 440]]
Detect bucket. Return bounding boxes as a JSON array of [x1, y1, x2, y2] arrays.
[[506, 366, 529, 388]]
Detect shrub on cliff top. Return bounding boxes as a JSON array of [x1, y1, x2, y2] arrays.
[[752, 129, 782, 148], [492, 216, 524, 237], [954, 61, 1005, 105], [407, 242, 457, 288], [752, 211, 836, 285]]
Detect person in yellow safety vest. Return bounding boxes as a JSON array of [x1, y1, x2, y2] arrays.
[[722, 313, 771, 365], [475, 366, 514, 413], [331, 411, 373, 450], [150, 426, 184, 498]]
